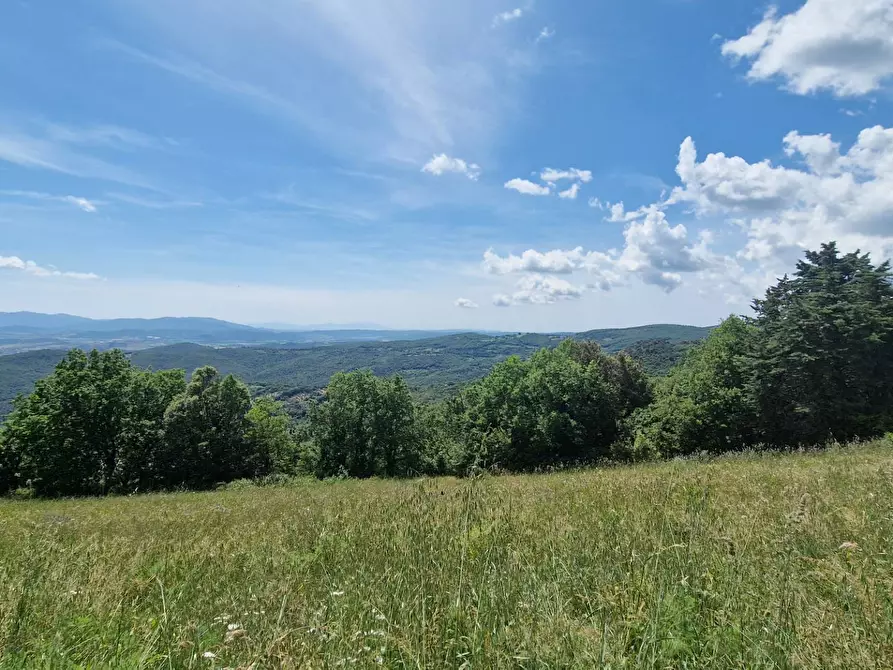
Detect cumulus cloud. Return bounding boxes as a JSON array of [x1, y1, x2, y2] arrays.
[[505, 167, 592, 198], [422, 154, 481, 180], [483, 208, 721, 296], [504, 178, 551, 196], [540, 167, 593, 183], [668, 126, 893, 265], [454, 297, 479, 309], [722, 0, 893, 97], [558, 183, 581, 200], [492, 8, 523, 27], [493, 274, 587, 306], [484, 247, 590, 275], [0, 255, 100, 280]]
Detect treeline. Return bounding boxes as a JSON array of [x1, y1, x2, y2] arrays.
[[1, 243, 892, 497]]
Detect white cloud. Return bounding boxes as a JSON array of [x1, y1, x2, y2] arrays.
[[505, 167, 592, 198], [0, 255, 100, 280], [1, 191, 98, 212], [493, 274, 587, 306], [492, 8, 523, 26], [504, 178, 551, 196], [668, 126, 893, 265], [422, 154, 481, 180], [722, 0, 893, 97], [540, 167, 593, 183], [454, 297, 479, 309], [484, 247, 601, 275], [536, 27, 555, 43], [63, 196, 98, 212], [558, 183, 580, 200], [482, 210, 721, 295]]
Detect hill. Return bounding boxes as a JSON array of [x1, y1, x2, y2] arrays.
[[0, 325, 711, 418], [0, 312, 478, 354]]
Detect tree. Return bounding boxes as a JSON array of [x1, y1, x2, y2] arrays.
[[1, 350, 134, 496], [630, 317, 757, 458], [448, 340, 653, 472], [749, 243, 893, 445], [309, 371, 422, 478], [115, 368, 187, 492], [158, 367, 256, 489], [244, 396, 299, 476]]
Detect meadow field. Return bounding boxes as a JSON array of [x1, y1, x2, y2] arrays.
[[1, 442, 892, 669]]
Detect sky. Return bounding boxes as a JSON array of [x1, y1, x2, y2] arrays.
[[1, 0, 892, 331]]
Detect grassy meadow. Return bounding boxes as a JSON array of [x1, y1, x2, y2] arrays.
[[1, 442, 893, 668]]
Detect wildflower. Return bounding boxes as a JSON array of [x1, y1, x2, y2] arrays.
[[202, 651, 217, 659]]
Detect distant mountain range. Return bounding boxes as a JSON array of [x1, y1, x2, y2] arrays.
[[0, 312, 481, 354], [0, 318, 713, 419]]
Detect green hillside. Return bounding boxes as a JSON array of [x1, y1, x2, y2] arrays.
[[0, 325, 711, 417]]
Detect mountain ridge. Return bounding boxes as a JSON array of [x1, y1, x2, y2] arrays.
[[0, 324, 712, 418]]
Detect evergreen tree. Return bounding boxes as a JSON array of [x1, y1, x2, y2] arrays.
[[749, 243, 893, 445]]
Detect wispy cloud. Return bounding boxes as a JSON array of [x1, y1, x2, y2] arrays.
[[0, 255, 100, 280], [44, 123, 168, 150], [97, 1, 536, 163], [454, 297, 479, 309], [0, 124, 158, 189], [1, 190, 99, 212], [105, 192, 203, 210], [536, 27, 555, 43], [493, 8, 523, 27]]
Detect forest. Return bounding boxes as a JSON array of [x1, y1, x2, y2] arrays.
[[2, 243, 891, 498]]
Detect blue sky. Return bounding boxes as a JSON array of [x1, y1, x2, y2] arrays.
[[2, 0, 892, 330]]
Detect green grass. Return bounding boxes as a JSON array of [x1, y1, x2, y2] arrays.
[[2, 443, 892, 668]]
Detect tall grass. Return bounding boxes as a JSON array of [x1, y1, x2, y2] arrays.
[[1, 442, 892, 668]]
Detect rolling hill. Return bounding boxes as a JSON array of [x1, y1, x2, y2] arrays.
[[0, 324, 711, 418]]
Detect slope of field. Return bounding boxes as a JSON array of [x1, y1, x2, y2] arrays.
[[0, 325, 710, 416], [1, 442, 890, 667]]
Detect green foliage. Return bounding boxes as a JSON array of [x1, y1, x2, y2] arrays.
[[244, 396, 300, 476], [158, 367, 259, 489], [749, 242, 893, 445], [309, 371, 423, 478], [3, 242, 893, 497], [0, 326, 711, 419], [0, 353, 293, 496], [447, 340, 653, 471], [630, 317, 757, 458], [0, 350, 168, 497]]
